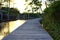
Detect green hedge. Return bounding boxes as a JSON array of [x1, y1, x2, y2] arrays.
[[1, 7, 20, 15], [19, 13, 41, 20], [0, 7, 20, 22], [0, 7, 41, 22], [42, 1, 60, 40]]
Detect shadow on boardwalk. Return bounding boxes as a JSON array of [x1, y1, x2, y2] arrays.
[[2, 18, 53, 40]]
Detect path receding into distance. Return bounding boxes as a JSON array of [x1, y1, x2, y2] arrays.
[[2, 18, 53, 40]]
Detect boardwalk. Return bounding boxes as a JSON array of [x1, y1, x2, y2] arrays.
[[2, 18, 53, 40]]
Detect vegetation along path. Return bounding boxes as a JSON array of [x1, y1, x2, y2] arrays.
[[2, 18, 53, 40]]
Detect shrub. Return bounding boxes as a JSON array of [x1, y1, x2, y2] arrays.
[[42, 1, 60, 40], [19, 13, 41, 20], [1, 7, 20, 15], [0, 7, 20, 22]]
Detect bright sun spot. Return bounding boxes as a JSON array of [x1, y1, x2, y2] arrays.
[[14, 0, 26, 13]]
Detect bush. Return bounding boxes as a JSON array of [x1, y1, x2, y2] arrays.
[[0, 7, 20, 22], [19, 13, 41, 20], [42, 1, 60, 40], [1, 7, 20, 15]]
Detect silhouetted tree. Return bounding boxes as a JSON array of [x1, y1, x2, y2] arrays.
[[33, 0, 42, 13], [25, 0, 42, 13]]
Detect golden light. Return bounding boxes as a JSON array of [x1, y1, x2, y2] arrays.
[[41, 0, 47, 10], [0, 20, 26, 40], [14, 0, 26, 13], [9, 20, 26, 32]]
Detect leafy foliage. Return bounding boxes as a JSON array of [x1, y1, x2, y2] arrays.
[[33, 0, 42, 6], [42, 1, 60, 40], [0, 7, 20, 22], [22, 13, 41, 18], [25, 0, 42, 13], [1, 7, 20, 15]]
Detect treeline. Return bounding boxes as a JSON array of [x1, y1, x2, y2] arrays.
[[0, 7, 41, 23], [0, 7, 20, 22], [19, 13, 41, 20]]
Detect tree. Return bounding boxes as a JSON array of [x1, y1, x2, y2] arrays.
[[44, 0, 55, 10], [33, 0, 42, 13], [25, 0, 42, 13]]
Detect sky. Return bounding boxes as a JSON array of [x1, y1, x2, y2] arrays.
[[2, 0, 49, 13], [14, 0, 26, 13], [14, 0, 47, 13]]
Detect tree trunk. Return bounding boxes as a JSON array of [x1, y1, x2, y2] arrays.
[[39, 7, 42, 13], [45, 1, 47, 8]]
